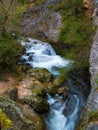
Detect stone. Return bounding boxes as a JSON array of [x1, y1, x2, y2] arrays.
[[8, 87, 18, 101], [22, 0, 62, 42], [27, 68, 53, 82], [22, 96, 49, 113], [77, 1, 98, 129], [87, 123, 98, 130], [0, 96, 35, 130], [83, 0, 95, 18], [53, 75, 67, 87], [58, 86, 69, 95], [63, 94, 77, 116]]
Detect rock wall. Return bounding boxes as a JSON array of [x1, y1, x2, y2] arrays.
[[77, 1, 98, 130], [86, 2, 98, 129], [22, 0, 61, 43]]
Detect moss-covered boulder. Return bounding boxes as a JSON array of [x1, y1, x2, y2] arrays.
[[53, 75, 67, 87], [27, 68, 53, 82], [22, 95, 49, 113]]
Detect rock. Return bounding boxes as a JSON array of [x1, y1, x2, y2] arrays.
[[22, 96, 49, 113], [0, 96, 35, 130], [63, 94, 77, 116], [22, 0, 62, 42], [83, 0, 95, 18], [53, 75, 67, 87], [77, 2, 98, 130], [87, 123, 98, 130], [58, 86, 69, 95], [8, 87, 18, 101], [27, 68, 53, 82], [19, 104, 46, 130]]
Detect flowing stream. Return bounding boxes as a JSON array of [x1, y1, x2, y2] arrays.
[[44, 94, 79, 130], [20, 38, 72, 75], [20, 38, 89, 130]]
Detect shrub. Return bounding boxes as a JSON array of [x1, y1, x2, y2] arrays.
[[0, 34, 24, 73], [0, 108, 12, 129]]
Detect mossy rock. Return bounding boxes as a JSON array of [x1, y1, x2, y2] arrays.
[[0, 96, 35, 130], [58, 86, 69, 95], [27, 68, 53, 82], [53, 75, 67, 87], [23, 96, 49, 113]]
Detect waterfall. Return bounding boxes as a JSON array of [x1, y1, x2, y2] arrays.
[[44, 94, 79, 130], [20, 38, 72, 75], [20, 38, 81, 130]]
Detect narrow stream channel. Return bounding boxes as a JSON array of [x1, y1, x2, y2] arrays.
[[20, 38, 90, 130]]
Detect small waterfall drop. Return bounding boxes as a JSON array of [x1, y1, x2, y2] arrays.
[[20, 38, 71, 75], [44, 94, 79, 130]]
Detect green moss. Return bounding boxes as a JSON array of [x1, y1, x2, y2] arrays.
[[48, 5, 53, 10], [88, 110, 98, 122]]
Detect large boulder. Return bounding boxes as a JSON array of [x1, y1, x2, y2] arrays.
[[0, 96, 35, 130], [27, 68, 53, 82], [83, 0, 95, 18], [22, 96, 49, 113]]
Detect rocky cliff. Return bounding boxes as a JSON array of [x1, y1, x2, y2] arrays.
[[77, 1, 98, 130], [22, 0, 61, 43], [86, 2, 98, 129]]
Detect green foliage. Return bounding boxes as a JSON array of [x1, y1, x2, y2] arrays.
[[35, 0, 45, 5], [17, 0, 28, 4], [88, 110, 98, 122], [0, 108, 12, 130], [55, 0, 94, 68], [0, 34, 24, 73], [0, 0, 28, 35]]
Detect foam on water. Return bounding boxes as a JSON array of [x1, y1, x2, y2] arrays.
[[44, 94, 79, 130], [20, 38, 72, 75]]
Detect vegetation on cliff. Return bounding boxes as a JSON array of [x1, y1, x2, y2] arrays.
[[0, 0, 28, 74], [54, 0, 94, 68]]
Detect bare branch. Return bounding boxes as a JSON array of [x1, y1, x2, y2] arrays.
[[8, 0, 14, 10]]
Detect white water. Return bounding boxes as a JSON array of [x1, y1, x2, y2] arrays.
[[20, 38, 72, 75], [44, 94, 79, 130]]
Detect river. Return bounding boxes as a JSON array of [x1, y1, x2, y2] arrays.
[[20, 38, 90, 130]]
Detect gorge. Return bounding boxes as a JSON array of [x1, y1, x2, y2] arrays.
[[0, 0, 98, 130]]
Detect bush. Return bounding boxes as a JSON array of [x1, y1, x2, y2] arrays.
[[0, 108, 12, 129], [0, 34, 24, 73]]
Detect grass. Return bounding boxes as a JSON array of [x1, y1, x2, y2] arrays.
[[88, 110, 98, 122]]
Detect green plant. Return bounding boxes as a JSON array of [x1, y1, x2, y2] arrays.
[[0, 34, 24, 73], [17, 0, 28, 4], [88, 110, 98, 122]]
